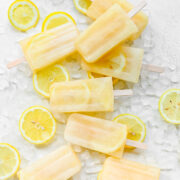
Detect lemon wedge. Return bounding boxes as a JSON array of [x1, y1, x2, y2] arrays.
[[42, 12, 76, 32], [73, 0, 92, 15], [33, 64, 70, 98], [19, 106, 56, 144], [159, 89, 180, 124], [8, 0, 39, 31], [113, 114, 146, 149], [0, 143, 20, 179]]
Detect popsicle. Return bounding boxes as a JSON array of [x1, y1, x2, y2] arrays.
[[50, 77, 133, 113], [75, 3, 138, 63], [81, 46, 143, 83], [98, 157, 160, 180], [7, 23, 79, 72], [18, 145, 81, 180], [64, 113, 127, 158], [87, 0, 148, 40], [64, 113, 147, 158]]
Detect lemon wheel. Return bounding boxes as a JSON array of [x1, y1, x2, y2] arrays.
[[113, 114, 146, 148], [42, 12, 76, 32], [159, 89, 180, 124], [8, 0, 39, 31], [0, 143, 20, 179], [33, 65, 70, 98], [19, 106, 56, 144]]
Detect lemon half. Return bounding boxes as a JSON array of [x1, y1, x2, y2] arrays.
[[33, 65, 70, 98], [19, 106, 56, 144], [42, 12, 76, 32], [159, 89, 180, 124], [73, 0, 92, 15], [8, 0, 39, 31], [0, 143, 20, 179], [113, 114, 146, 148]]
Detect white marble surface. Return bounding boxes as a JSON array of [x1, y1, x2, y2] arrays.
[[0, 0, 180, 179]]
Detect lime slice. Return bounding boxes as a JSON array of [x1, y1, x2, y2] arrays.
[[159, 89, 180, 124], [19, 106, 56, 144], [8, 0, 39, 31]]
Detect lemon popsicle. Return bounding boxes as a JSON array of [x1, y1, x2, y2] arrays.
[[50, 77, 114, 113], [99, 157, 160, 180], [64, 113, 127, 158], [81, 46, 144, 83], [18, 145, 81, 180], [75, 4, 138, 63], [11, 23, 79, 72], [87, 0, 148, 40]]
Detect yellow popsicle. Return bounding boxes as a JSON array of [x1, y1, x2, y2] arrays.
[[87, 0, 148, 40], [76, 4, 138, 63], [99, 157, 160, 180], [81, 46, 144, 83], [18, 145, 81, 180], [50, 77, 114, 113], [64, 113, 127, 158], [20, 23, 79, 72]]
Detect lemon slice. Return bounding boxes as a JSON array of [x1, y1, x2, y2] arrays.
[[87, 72, 119, 86], [113, 114, 146, 148], [33, 65, 70, 98], [73, 0, 92, 15], [159, 89, 180, 124], [19, 106, 56, 144], [0, 143, 20, 179], [8, 0, 39, 31], [42, 12, 76, 32]]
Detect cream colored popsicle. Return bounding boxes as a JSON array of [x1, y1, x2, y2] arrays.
[[18, 23, 79, 72], [50, 77, 114, 113], [64, 113, 127, 158], [98, 157, 160, 180], [87, 0, 148, 40], [75, 4, 138, 63], [81, 46, 144, 83], [18, 145, 81, 180]]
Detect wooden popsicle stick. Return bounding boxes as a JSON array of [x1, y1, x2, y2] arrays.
[[7, 57, 26, 69], [126, 139, 147, 150], [128, 0, 147, 18], [113, 89, 133, 96], [143, 64, 164, 73]]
